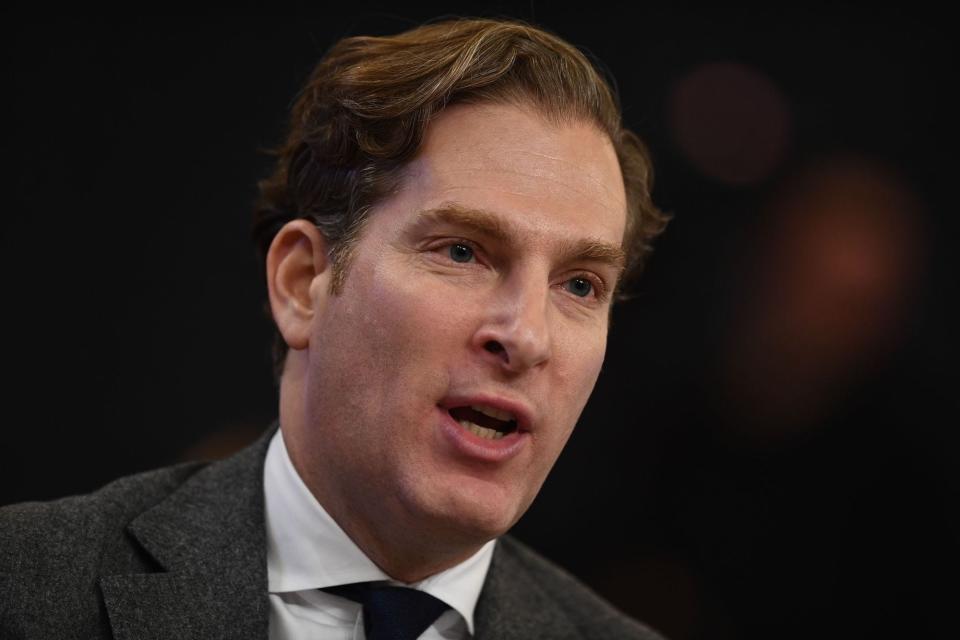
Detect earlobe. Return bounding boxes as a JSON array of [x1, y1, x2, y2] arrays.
[[266, 220, 332, 351]]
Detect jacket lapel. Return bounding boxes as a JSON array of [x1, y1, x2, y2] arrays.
[[100, 427, 276, 640], [474, 538, 582, 640]]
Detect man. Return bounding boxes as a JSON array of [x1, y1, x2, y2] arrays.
[[1, 18, 668, 639]]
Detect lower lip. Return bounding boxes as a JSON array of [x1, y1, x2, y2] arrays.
[[436, 407, 529, 463]]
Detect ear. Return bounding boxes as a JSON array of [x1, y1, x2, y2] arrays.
[[266, 219, 332, 351]]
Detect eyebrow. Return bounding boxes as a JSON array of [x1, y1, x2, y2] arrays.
[[409, 204, 512, 244], [409, 203, 627, 274], [555, 237, 627, 277]]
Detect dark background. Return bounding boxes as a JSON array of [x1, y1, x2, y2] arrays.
[[3, 5, 956, 639]]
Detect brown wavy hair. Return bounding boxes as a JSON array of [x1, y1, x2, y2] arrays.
[[253, 18, 668, 376]]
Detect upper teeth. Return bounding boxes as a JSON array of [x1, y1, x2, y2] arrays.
[[471, 405, 515, 422]]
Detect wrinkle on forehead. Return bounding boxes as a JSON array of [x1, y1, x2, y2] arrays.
[[426, 167, 624, 218], [482, 146, 623, 202], [474, 138, 619, 197], [403, 145, 626, 221]]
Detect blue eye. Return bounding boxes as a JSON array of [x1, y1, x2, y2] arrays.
[[565, 277, 593, 298], [449, 243, 474, 263]]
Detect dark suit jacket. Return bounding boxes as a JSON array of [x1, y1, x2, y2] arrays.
[[0, 428, 664, 639]]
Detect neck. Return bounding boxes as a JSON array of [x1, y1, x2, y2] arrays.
[[338, 515, 484, 583]]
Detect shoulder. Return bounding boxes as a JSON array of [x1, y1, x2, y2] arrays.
[[493, 536, 667, 640], [0, 461, 207, 576], [0, 462, 208, 637]]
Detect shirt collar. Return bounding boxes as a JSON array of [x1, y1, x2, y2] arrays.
[[264, 428, 495, 634]]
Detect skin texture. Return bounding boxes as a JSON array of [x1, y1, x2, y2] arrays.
[[268, 102, 627, 582]]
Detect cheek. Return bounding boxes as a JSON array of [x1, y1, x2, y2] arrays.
[[366, 259, 478, 346], [554, 322, 608, 401], [539, 327, 608, 449], [332, 262, 468, 411]]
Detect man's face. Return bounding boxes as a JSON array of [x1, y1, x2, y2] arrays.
[[299, 102, 627, 547]]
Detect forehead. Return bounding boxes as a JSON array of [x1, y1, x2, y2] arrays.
[[390, 102, 627, 246]]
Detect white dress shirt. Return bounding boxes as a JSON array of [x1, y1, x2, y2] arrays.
[[264, 429, 495, 640]]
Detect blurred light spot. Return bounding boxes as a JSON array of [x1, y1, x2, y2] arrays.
[[720, 155, 926, 441], [670, 62, 792, 185]]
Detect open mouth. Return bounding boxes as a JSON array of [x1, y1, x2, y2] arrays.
[[448, 405, 519, 440]]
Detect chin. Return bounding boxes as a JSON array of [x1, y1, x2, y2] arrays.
[[407, 479, 527, 544]]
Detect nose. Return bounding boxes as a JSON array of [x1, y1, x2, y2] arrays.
[[472, 277, 552, 374]]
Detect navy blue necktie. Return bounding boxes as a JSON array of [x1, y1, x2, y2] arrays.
[[324, 582, 451, 640]]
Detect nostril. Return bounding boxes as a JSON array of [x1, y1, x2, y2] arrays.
[[484, 340, 506, 356]]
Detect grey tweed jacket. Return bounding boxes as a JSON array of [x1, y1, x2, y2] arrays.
[[0, 427, 663, 640]]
